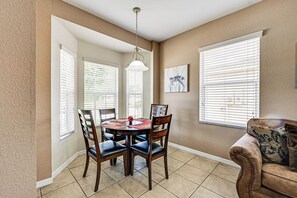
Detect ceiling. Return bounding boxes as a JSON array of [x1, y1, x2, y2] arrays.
[[56, 17, 136, 53], [63, 0, 261, 42]]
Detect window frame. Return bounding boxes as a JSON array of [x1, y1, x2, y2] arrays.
[[59, 45, 76, 139], [199, 31, 262, 128], [83, 59, 119, 124], [126, 70, 144, 118]]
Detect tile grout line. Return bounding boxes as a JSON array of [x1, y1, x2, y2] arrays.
[[198, 162, 230, 198], [188, 163, 220, 198], [113, 182, 134, 198], [68, 167, 88, 198], [157, 184, 179, 198], [210, 164, 238, 184], [40, 168, 79, 197], [69, 161, 120, 198], [168, 159, 213, 198], [155, 154, 198, 198], [47, 149, 237, 198]]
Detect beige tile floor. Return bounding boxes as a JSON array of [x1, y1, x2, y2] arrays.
[[38, 146, 240, 198]]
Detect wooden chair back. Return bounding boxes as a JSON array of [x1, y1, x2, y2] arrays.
[[150, 104, 168, 119], [78, 109, 101, 158], [99, 108, 116, 123], [148, 114, 172, 153]]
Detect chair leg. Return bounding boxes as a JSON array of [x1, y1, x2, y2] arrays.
[[83, 154, 90, 177], [101, 133, 104, 142], [148, 159, 152, 190], [123, 153, 128, 176], [131, 152, 135, 176], [94, 162, 101, 192], [164, 155, 169, 179], [132, 136, 136, 144], [113, 157, 117, 165]]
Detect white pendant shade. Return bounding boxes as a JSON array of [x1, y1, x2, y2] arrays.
[[126, 60, 148, 71], [126, 7, 149, 72]]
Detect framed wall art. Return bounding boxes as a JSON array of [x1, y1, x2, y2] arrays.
[[164, 64, 189, 93]]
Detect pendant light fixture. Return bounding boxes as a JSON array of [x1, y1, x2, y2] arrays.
[[126, 7, 149, 72]]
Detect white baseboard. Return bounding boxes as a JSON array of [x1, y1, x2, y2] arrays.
[[52, 153, 78, 178], [168, 142, 240, 168], [36, 177, 53, 188], [36, 149, 86, 188], [37, 142, 239, 188], [77, 150, 86, 156]]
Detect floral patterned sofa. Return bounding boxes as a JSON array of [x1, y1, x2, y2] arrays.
[[229, 119, 297, 198]]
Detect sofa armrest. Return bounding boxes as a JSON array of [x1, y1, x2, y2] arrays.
[[229, 134, 262, 198]]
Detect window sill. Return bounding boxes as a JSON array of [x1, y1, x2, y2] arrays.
[[199, 121, 246, 130], [60, 131, 75, 140]]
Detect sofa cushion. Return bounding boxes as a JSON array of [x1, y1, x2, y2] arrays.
[[262, 163, 297, 198], [251, 125, 289, 164]]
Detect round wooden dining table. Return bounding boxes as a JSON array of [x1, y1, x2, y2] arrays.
[[100, 118, 151, 175]]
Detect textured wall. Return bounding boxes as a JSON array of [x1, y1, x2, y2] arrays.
[[51, 17, 79, 172], [0, 1, 36, 197], [36, 0, 52, 181], [160, 0, 297, 159]]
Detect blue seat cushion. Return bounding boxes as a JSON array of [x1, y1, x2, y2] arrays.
[[104, 132, 126, 141], [135, 134, 147, 141], [104, 132, 113, 140], [131, 141, 165, 156], [89, 140, 127, 158]]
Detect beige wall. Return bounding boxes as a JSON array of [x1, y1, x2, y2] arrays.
[[160, 0, 297, 159], [37, 0, 52, 181], [0, 1, 36, 197], [51, 17, 79, 172], [151, 41, 161, 103]]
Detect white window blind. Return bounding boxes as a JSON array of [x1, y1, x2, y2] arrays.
[[127, 71, 143, 118], [84, 61, 118, 123], [199, 31, 262, 128], [60, 46, 76, 138]]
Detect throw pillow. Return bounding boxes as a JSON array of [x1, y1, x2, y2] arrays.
[[284, 123, 297, 171], [251, 125, 289, 164]]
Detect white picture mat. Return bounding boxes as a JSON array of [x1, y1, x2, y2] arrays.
[[164, 64, 188, 93]]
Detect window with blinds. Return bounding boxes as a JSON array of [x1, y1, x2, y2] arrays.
[[84, 61, 118, 124], [60, 46, 76, 138], [127, 71, 143, 118], [199, 31, 262, 128]]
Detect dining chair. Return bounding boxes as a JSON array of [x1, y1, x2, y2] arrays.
[[78, 109, 128, 192], [130, 114, 172, 190], [99, 108, 125, 142], [134, 104, 168, 146], [99, 108, 126, 165]]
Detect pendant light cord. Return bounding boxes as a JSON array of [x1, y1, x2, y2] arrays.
[[135, 9, 138, 49], [132, 7, 144, 62]]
